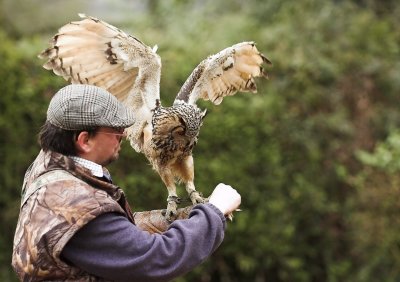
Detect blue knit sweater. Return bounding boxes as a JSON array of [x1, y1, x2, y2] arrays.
[[61, 203, 226, 281]]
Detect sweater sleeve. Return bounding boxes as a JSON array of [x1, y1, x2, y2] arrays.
[[61, 203, 226, 282]]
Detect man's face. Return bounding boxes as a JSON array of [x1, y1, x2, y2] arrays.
[[88, 127, 125, 166]]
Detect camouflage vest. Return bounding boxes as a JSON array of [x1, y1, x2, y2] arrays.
[[12, 151, 131, 281]]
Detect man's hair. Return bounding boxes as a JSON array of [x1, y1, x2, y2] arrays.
[[39, 121, 97, 156]]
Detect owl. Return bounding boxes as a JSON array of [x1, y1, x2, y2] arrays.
[[39, 14, 271, 221]]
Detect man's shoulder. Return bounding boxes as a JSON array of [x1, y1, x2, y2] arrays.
[[22, 170, 85, 205], [41, 170, 113, 204], [23, 169, 121, 215]]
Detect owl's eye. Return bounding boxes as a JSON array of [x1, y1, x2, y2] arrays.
[[176, 128, 185, 135], [171, 125, 185, 135]]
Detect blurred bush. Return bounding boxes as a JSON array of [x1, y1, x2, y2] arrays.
[[1, 0, 399, 281]]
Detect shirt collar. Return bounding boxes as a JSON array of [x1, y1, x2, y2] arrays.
[[69, 156, 104, 178]]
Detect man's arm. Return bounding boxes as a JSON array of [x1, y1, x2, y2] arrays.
[[61, 203, 225, 282]]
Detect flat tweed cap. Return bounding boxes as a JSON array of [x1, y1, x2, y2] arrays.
[[47, 84, 135, 130]]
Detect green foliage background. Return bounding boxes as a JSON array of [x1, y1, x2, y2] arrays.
[[1, 0, 399, 281]]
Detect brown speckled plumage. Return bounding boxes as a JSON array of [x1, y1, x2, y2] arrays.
[[39, 14, 271, 221]]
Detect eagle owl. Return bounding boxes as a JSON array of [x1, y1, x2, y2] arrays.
[[39, 14, 271, 221]]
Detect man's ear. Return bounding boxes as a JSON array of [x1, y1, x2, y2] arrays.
[[75, 131, 92, 154]]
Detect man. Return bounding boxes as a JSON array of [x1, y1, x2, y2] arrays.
[[12, 84, 241, 281]]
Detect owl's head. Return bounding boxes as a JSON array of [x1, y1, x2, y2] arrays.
[[173, 103, 206, 139], [152, 103, 206, 140]]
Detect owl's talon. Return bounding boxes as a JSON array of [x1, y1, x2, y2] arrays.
[[226, 209, 241, 221], [165, 197, 180, 222], [167, 195, 181, 204], [189, 190, 205, 205]]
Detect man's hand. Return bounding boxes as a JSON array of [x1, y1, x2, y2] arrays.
[[209, 183, 241, 216]]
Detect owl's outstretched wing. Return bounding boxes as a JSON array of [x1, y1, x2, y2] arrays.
[[175, 42, 271, 106], [39, 14, 161, 151]]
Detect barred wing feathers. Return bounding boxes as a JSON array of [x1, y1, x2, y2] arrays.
[[175, 42, 271, 106], [38, 14, 160, 111], [38, 14, 162, 152]]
